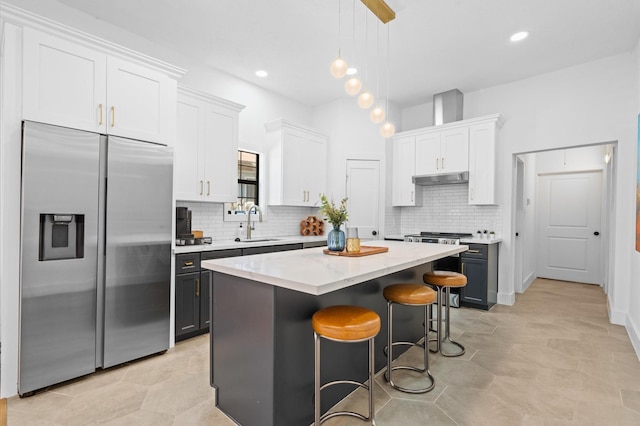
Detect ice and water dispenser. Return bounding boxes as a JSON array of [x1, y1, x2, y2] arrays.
[[38, 213, 85, 260]]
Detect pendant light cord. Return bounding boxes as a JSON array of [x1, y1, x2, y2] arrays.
[[385, 22, 390, 117]]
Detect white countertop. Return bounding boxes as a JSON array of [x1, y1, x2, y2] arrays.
[[201, 240, 467, 296], [173, 235, 327, 254]]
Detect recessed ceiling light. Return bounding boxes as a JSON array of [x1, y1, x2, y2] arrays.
[[255, 70, 268, 78], [510, 31, 529, 42], [346, 67, 358, 76]]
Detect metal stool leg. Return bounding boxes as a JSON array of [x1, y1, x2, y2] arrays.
[[313, 332, 376, 424], [440, 286, 465, 357], [385, 300, 435, 393]]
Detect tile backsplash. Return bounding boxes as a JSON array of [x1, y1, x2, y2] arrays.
[[176, 201, 320, 240], [398, 183, 502, 235]]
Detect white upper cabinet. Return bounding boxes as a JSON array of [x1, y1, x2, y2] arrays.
[[175, 86, 244, 202], [468, 115, 504, 205], [265, 119, 328, 207], [392, 135, 422, 207], [414, 126, 469, 175], [392, 114, 503, 206], [22, 27, 182, 144]]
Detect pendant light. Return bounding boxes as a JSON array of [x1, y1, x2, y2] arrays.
[[369, 20, 385, 123], [329, 0, 348, 78], [357, 11, 375, 109], [344, 0, 361, 96], [380, 21, 395, 138]]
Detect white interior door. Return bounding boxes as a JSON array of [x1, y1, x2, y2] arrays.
[[514, 157, 525, 292], [537, 171, 602, 284], [346, 160, 380, 240]]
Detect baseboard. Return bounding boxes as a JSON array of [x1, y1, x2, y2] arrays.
[[626, 314, 640, 362], [607, 297, 626, 325], [522, 273, 535, 293], [497, 291, 515, 306]]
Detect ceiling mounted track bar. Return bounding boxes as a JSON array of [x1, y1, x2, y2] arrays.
[[360, 0, 396, 24]]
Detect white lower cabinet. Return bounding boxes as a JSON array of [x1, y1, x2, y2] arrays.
[[265, 119, 328, 207], [22, 27, 181, 144], [175, 86, 245, 202]]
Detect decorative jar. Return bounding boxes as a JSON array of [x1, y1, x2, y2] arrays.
[[327, 226, 346, 251]]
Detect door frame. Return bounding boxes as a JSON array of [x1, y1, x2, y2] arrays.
[[510, 143, 617, 295]]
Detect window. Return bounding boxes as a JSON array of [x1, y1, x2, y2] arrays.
[[237, 150, 259, 210], [224, 150, 263, 221]]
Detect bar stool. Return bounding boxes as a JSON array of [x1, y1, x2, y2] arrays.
[[312, 305, 381, 425], [423, 271, 467, 357], [383, 283, 437, 393]]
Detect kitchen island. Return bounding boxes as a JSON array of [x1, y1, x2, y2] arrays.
[[202, 240, 466, 426]]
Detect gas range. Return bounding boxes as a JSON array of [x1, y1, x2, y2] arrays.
[[403, 232, 473, 244]]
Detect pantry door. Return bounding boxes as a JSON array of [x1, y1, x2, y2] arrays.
[[346, 160, 380, 240], [537, 171, 602, 284]]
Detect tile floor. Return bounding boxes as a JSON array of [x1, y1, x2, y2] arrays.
[[7, 278, 640, 425]]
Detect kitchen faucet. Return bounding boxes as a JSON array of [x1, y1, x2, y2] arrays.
[[246, 205, 263, 240]]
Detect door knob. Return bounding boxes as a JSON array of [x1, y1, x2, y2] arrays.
[[594, 231, 600, 236], [372, 230, 377, 236], [515, 232, 519, 237]]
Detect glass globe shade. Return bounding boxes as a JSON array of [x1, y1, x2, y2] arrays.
[[330, 57, 348, 79], [357, 90, 375, 109], [369, 105, 385, 123], [344, 76, 362, 96], [380, 121, 396, 138]]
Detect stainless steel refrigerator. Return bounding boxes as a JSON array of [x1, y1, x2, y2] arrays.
[[19, 121, 173, 395]]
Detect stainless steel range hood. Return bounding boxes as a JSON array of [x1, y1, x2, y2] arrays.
[[412, 171, 469, 186]]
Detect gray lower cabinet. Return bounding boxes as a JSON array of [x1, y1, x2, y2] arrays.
[[175, 249, 241, 341], [176, 244, 311, 341], [460, 243, 498, 310]]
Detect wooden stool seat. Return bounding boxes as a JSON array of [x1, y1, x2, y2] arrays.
[[383, 283, 436, 305], [312, 305, 381, 341], [423, 271, 467, 288]]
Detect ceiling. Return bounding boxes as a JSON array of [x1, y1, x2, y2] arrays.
[[43, 0, 640, 108]]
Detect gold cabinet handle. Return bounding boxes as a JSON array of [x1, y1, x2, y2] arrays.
[[99, 104, 103, 125], [467, 249, 481, 253], [110, 106, 115, 127], [442, 157, 445, 169], [411, 190, 414, 202], [195, 278, 200, 297], [207, 181, 211, 196], [183, 260, 194, 268], [200, 180, 204, 195]]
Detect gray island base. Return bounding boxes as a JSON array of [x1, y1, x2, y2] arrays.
[[203, 241, 467, 426]]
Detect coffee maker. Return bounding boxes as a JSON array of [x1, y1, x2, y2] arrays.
[[176, 207, 193, 245]]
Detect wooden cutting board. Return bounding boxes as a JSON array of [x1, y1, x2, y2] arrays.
[[322, 246, 389, 257]]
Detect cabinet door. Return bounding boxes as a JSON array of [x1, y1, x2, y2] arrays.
[[392, 136, 420, 206], [175, 97, 206, 200], [202, 103, 238, 202], [468, 122, 497, 204], [200, 270, 212, 330], [175, 272, 200, 337], [440, 127, 469, 172], [415, 132, 440, 175], [281, 128, 307, 206], [304, 134, 327, 206], [461, 258, 487, 305], [106, 57, 170, 143], [22, 28, 107, 133]]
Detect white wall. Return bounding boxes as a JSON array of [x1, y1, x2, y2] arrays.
[[628, 37, 640, 356], [400, 51, 638, 351], [466, 52, 637, 318]]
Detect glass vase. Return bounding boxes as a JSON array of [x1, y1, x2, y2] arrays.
[[327, 225, 346, 251]]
